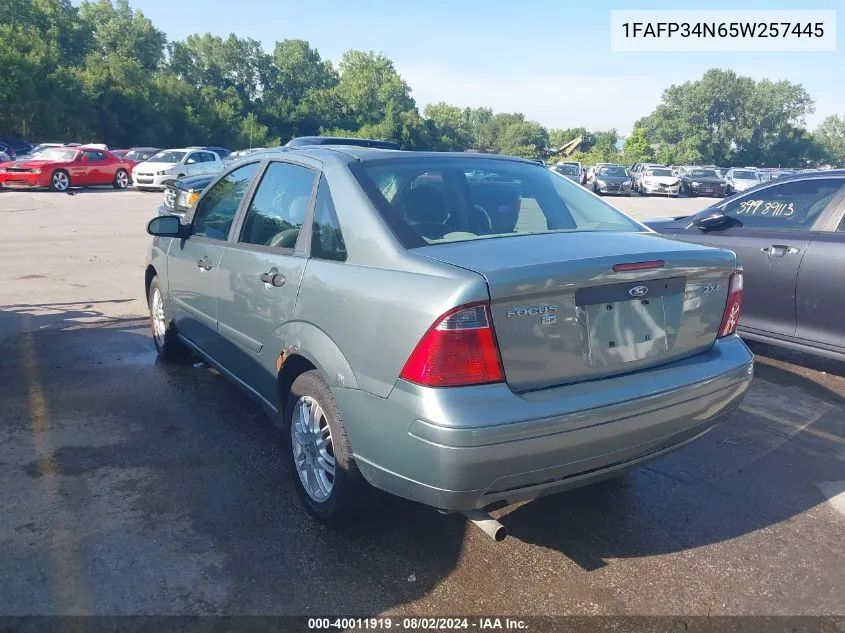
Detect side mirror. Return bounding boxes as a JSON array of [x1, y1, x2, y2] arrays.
[[186, 158, 197, 164], [691, 208, 732, 232], [147, 215, 187, 238]]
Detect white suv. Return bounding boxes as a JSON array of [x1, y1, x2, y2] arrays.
[[132, 148, 223, 190]]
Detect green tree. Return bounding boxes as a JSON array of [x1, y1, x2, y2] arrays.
[[79, 0, 165, 71], [813, 115, 845, 166], [622, 127, 654, 164], [637, 69, 818, 166], [336, 50, 416, 128]]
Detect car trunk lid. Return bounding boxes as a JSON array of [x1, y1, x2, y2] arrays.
[[414, 231, 737, 392]]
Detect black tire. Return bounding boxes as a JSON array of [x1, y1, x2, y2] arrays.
[[49, 169, 70, 192], [284, 370, 364, 524], [113, 169, 129, 189], [148, 276, 189, 361]]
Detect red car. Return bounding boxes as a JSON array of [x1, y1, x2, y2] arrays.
[[0, 146, 133, 192]]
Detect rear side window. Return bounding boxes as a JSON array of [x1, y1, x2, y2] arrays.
[[310, 176, 347, 262], [238, 161, 317, 250], [722, 178, 845, 230], [352, 158, 642, 247]]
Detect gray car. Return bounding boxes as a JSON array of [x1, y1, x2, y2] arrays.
[[647, 170, 845, 362], [592, 165, 632, 196], [144, 147, 754, 526], [725, 168, 760, 195]]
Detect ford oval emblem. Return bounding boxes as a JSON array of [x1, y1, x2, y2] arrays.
[[628, 285, 649, 298]]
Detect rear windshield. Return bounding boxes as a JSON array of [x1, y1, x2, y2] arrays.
[[352, 158, 643, 247], [690, 169, 718, 178], [733, 170, 757, 179], [150, 151, 186, 163]]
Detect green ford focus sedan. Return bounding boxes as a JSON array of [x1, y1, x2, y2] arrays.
[[144, 145, 753, 531]]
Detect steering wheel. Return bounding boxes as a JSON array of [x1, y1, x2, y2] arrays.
[[472, 204, 493, 232]]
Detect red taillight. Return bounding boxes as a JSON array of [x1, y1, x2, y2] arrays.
[[399, 301, 505, 387], [718, 271, 743, 337]]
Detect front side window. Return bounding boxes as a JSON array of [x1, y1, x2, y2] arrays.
[[82, 150, 106, 161], [721, 178, 845, 230], [192, 162, 261, 240], [353, 158, 643, 247], [239, 161, 317, 249]]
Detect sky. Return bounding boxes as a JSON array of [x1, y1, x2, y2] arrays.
[[114, 0, 842, 136]]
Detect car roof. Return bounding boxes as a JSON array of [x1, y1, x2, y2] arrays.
[[253, 146, 546, 167], [129, 146, 161, 151]]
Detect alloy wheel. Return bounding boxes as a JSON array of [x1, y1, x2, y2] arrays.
[[150, 287, 166, 347], [291, 395, 335, 502], [52, 172, 69, 191]]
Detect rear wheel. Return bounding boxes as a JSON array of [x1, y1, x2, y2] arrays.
[[113, 169, 129, 189], [50, 170, 70, 192], [284, 370, 364, 524], [148, 276, 189, 361]]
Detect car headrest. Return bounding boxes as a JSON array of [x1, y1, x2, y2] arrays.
[[403, 186, 450, 225], [288, 195, 311, 225]]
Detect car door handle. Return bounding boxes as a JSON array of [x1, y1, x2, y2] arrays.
[[260, 270, 286, 287], [196, 255, 212, 271], [761, 244, 799, 257]]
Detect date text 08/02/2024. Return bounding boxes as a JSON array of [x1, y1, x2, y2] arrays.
[[308, 617, 528, 630]]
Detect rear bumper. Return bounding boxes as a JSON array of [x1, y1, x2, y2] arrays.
[[335, 335, 754, 511]]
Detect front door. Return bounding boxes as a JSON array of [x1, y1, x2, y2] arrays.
[[80, 150, 107, 185], [674, 177, 845, 338], [167, 161, 263, 357], [216, 159, 318, 404]]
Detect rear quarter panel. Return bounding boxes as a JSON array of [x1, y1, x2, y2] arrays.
[[293, 258, 487, 397]]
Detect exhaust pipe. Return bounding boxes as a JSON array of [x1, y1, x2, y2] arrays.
[[462, 509, 507, 542]]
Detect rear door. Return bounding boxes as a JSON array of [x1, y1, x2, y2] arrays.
[[215, 159, 318, 403], [795, 183, 845, 351], [167, 161, 262, 356], [671, 177, 845, 338]]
